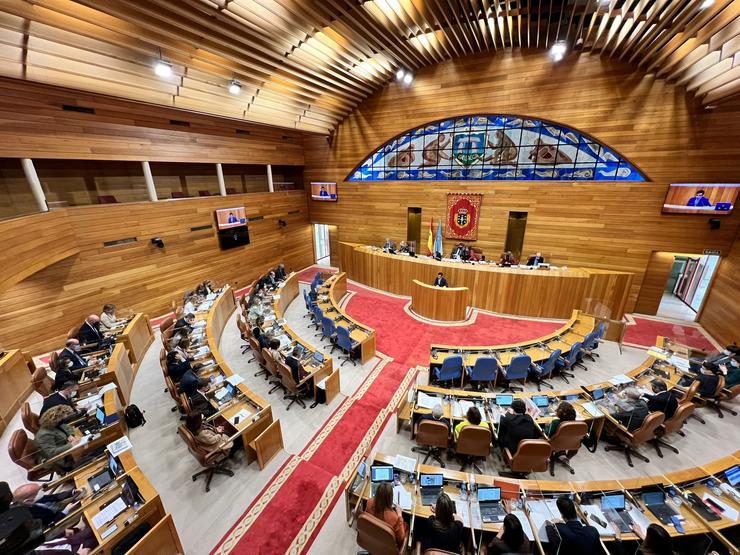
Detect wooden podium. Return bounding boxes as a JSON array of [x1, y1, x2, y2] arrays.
[[410, 279, 470, 321]]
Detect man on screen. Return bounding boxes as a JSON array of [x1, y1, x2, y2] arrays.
[[319, 185, 329, 198], [227, 211, 238, 223], [687, 189, 712, 207]]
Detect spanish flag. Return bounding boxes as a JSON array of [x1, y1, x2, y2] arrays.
[[427, 217, 434, 255]]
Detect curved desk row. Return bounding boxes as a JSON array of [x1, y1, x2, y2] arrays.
[[315, 272, 377, 364], [339, 242, 633, 320], [345, 451, 740, 553]]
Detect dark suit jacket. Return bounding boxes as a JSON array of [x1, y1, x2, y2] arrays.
[[546, 520, 601, 552], [614, 399, 649, 431], [59, 348, 88, 370], [40, 392, 75, 416], [285, 355, 303, 383], [167, 358, 191, 383], [697, 373, 720, 397], [433, 277, 449, 287], [53, 368, 80, 390], [526, 256, 544, 266], [275, 266, 286, 280], [77, 322, 103, 346], [646, 390, 678, 419], [498, 413, 540, 454], [173, 318, 193, 334], [179, 369, 199, 396]]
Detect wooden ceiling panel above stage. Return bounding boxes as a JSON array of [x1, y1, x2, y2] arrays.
[[1, 0, 739, 134]]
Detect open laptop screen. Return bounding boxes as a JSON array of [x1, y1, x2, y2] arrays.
[[419, 474, 443, 488], [478, 487, 501, 502], [371, 466, 394, 482], [726, 466, 740, 487], [496, 395, 513, 406], [642, 491, 665, 506], [602, 493, 625, 510]]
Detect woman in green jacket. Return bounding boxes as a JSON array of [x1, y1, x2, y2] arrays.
[[36, 404, 79, 471]]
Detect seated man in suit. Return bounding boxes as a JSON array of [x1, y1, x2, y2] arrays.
[[77, 315, 112, 351], [545, 495, 601, 552], [451, 242, 466, 260], [53, 358, 80, 391], [643, 379, 678, 419], [433, 272, 449, 287], [526, 252, 545, 266], [174, 313, 196, 335], [497, 399, 540, 455], [275, 263, 287, 281], [613, 387, 649, 431], [179, 369, 203, 397], [285, 345, 314, 392], [166, 350, 192, 383], [40, 381, 78, 417], [414, 403, 450, 435], [382, 238, 396, 252], [59, 339, 89, 371], [189, 380, 217, 418], [265, 270, 278, 289]]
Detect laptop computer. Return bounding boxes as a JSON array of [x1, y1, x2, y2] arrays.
[[88, 467, 114, 492], [351, 461, 367, 492], [478, 486, 506, 522], [642, 491, 678, 525], [725, 465, 740, 487], [370, 465, 394, 496], [592, 388, 604, 400], [532, 396, 549, 408], [312, 351, 325, 365], [496, 394, 513, 407], [601, 493, 633, 533], [419, 474, 444, 506]]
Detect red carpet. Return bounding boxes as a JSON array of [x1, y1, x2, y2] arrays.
[[624, 315, 718, 351]]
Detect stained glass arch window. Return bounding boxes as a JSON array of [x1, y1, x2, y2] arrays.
[[347, 115, 645, 182]]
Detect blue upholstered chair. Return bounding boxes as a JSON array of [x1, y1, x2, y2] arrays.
[[336, 325, 357, 366], [583, 323, 606, 360], [500, 354, 531, 393], [321, 316, 337, 348], [556, 342, 583, 382], [312, 305, 323, 330], [529, 349, 560, 390], [302, 290, 316, 319], [466, 357, 499, 391], [434, 355, 463, 387]]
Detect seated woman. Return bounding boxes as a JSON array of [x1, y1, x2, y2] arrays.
[[364, 481, 406, 548], [498, 251, 518, 266], [267, 338, 283, 363], [99, 304, 122, 331], [543, 401, 576, 437], [454, 405, 482, 441], [485, 513, 532, 554], [185, 412, 237, 458], [420, 493, 465, 553], [36, 405, 80, 472]]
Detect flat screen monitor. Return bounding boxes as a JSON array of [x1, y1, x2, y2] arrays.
[[496, 394, 513, 406], [726, 466, 740, 487], [478, 487, 501, 502], [311, 182, 337, 201], [419, 474, 444, 488], [371, 465, 394, 483], [602, 493, 625, 510], [214, 208, 250, 250], [96, 407, 106, 425], [532, 395, 549, 408], [215, 207, 247, 230], [662, 184, 739, 215]]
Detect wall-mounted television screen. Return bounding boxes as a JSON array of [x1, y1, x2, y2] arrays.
[[214, 207, 249, 249], [663, 184, 739, 215], [311, 182, 337, 201], [215, 207, 247, 229]]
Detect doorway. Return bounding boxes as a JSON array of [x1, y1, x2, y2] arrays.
[[313, 223, 330, 265], [407, 207, 422, 253], [657, 254, 721, 321], [504, 211, 528, 261]]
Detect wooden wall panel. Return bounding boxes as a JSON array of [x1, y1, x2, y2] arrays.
[[0, 193, 314, 354], [633, 252, 684, 315], [304, 51, 740, 315], [699, 234, 740, 347]]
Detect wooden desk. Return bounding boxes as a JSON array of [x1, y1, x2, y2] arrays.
[[340, 242, 633, 319], [410, 279, 470, 322], [117, 313, 154, 367], [317, 272, 376, 364], [0, 349, 33, 436]]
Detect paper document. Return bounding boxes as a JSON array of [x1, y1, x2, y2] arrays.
[[91, 496, 127, 529], [98, 383, 118, 395], [581, 505, 615, 536], [214, 387, 229, 401], [229, 409, 251, 426], [469, 502, 482, 530], [454, 500, 472, 528], [107, 436, 132, 457], [416, 391, 439, 410], [77, 394, 102, 410], [394, 455, 416, 474], [226, 374, 244, 386], [194, 321, 206, 328], [527, 499, 561, 542], [512, 511, 535, 541], [393, 486, 413, 511], [669, 355, 690, 371], [703, 493, 739, 521], [647, 347, 670, 361], [581, 402, 603, 417], [609, 374, 632, 385]]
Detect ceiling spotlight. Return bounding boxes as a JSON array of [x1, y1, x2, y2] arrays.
[[550, 41, 567, 62], [154, 61, 172, 78], [228, 80, 242, 95], [700, 0, 714, 8], [395, 69, 405, 80], [402, 72, 413, 84]]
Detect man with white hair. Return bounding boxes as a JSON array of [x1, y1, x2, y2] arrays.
[[414, 403, 450, 435], [613, 387, 649, 431]]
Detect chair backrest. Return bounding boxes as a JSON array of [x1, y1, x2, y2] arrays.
[[336, 325, 352, 351], [32, 367, 53, 397], [277, 360, 299, 393], [161, 326, 175, 349], [540, 348, 562, 374], [236, 317, 249, 340], [725, 384, 740, 400], [165, 376, 180, 405], [470, 357, 498, 381], [662, 403, 694, 436], [439, 355, 463, 380], [322, 316, 335, 336], [97, 195, 118, 204], [509, 439, 552, 473], [21, 402, 40, 435], [180, 394, 193, 414], [456, 425, 492, 457], [9, 429, 40, 473], [506, 354, 531, 380], [303, 289, 311, 309], [631, 412, 666, 444], [313, 304, 323, 322], [549, 420, 588, 453], [160, 316, 175, 333], [582, 332, 597, 350], [178, 424, 209, 466], [49, 351, 61, 372], [356, 513, 399, 555], [680, 380, 701, 404], [198, 190, 211, 196], [249, 337, 265, 365], [567, 342, 583, 364], [225, 187, 238, 194], [712, 375, 726, 397], [416, 420, 449, 449], [596, 322, 606, 339], [263, 348, 279, 379]]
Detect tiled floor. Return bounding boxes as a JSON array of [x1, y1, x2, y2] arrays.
[[657, 293, 698, 322]]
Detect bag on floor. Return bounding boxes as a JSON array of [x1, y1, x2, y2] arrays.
[[124, 404, 146, 428], [582, 432, 598, 453]]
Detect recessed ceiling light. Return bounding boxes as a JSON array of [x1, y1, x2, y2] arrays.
[[228, 80, 242, 95], [396, 69, 405, 80], [154, 61, 172, 78], [550, 41, 567, 62], [402, 72, 413, 84], [700, 0, 714, 8]]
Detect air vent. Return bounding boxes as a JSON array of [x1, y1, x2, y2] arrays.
[[247, 216, 264, 222], [169, 119, 190, 127], [62, 104, 95, 114], [103, 237, 137, 247], [190, 224, 212, 232], [235, 129, 251, 135], [288, 210, 300, 215]]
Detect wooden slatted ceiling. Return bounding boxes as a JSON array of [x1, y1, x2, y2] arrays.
[[0, 1, 739, 134]]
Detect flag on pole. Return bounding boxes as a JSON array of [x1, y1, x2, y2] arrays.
[[427, 217, 434, 255], [434, 219, 443, 256]]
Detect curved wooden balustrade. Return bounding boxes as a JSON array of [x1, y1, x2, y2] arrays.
[[410, 279, 471, 321]]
